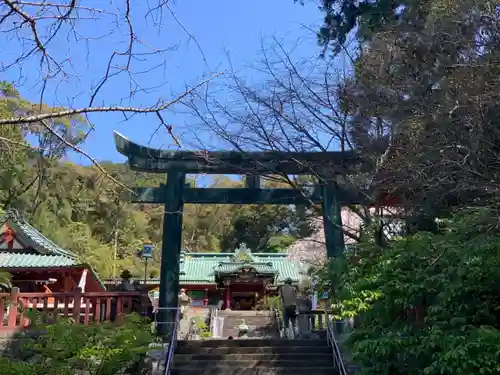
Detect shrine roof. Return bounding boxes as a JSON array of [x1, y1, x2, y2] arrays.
[[0, 253, 78, 268], [0, 209, 79, 260], [0, 209, 102, 283], [179, 251, 301, 285]]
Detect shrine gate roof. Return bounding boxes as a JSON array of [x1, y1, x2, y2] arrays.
[[179, 251, 301, 285]]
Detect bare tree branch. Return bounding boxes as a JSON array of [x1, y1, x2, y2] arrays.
[[0, 71, 222, 127]]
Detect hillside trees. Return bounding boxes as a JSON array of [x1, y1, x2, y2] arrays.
[[1, 154, 305, 278]]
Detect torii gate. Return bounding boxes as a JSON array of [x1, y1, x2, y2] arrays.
[[113, 131, 372, 337]]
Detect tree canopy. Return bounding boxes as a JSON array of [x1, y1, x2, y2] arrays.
[[307, 0, 500, 217]]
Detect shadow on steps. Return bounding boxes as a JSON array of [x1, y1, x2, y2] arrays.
[[172, 339, 339, 375]]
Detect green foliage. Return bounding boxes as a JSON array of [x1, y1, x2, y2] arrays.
[[314, 0, 500, 217], [219, 179, 307, 253], [317, 208, 500, 374], [267, 295, 282, 312], [192, 316, 211, 339], [310, 0, 428, 50], [0, 270, 11, 291], [0, 314, 154, 375], [267, 235, 296, 253], [0, 358, 36, 375]]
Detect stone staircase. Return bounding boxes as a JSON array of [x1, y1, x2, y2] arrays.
[[219, 310, 277, 338], [171, 338, 335, 375]]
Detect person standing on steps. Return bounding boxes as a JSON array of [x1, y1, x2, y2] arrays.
[[279, 277, 298, 339], [178, 288, 192, 320]]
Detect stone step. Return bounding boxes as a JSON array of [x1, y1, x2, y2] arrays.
[[175, 345, 331, 355], [222, 331, 273, 339], [176, 339, 327, 348], [174, 353, 333, 361], [222, 323, 274, 329], [170, 367, 334, 375], [219, 311, 272, 317], [221, 317, 273, 321], [222, 314, 272, 318], [173, 359, 333, 369], [223, 325, 276, 338], [221, 314, 273, 319], [223, 319, 274, 326]]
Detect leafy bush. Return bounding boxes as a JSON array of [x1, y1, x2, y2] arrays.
[[192, 316, 211, 339], [0, 358, 37, 375], [267, 296, 281, 312], [318, 208, 500, 375], [0, 313, 154, 375]]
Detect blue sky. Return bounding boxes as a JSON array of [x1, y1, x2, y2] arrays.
[[2, 0, 326, 165]]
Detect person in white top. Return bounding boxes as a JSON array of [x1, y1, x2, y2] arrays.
[[178, 288, 192, 319]]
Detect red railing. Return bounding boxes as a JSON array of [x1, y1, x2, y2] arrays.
[[0, 287, 142, 332]]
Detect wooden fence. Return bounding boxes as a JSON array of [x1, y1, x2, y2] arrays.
[[0, 287, 143, 332]]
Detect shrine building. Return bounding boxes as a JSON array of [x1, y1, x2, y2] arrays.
[[106, 245, 303, 310], [0, 209, 105, 293]]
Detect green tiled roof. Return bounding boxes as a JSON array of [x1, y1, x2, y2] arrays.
[[0, 253, 78, 268], [1, 210, 78, 260], [179, 252, 301, 285], [215, 262, 275, 274], [180, 253, 230, 284]]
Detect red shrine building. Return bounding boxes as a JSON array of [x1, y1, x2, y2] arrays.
[[0, 209, 105, 293]]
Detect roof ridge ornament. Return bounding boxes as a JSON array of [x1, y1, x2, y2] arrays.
[[2, 208, 24, 224], [233, 243, 254, 263]]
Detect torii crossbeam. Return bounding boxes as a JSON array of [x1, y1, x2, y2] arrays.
[[114, 131, 372, 338]]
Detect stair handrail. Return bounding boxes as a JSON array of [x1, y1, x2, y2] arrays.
[[323, 306, 348, 375], [162, 307, 181, 375]]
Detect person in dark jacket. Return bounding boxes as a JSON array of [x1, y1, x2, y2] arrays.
[[279, 277, 298, 338]]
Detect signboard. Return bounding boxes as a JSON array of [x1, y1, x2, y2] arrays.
[[142, 243, 153, 258], [321, 291, 329, 300]]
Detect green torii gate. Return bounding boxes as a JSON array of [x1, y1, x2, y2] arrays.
[[113, 131, 371, 337]]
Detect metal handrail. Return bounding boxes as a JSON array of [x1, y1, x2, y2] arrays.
[[161, 307, 181, 375], [324, 307, 348, 375]]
